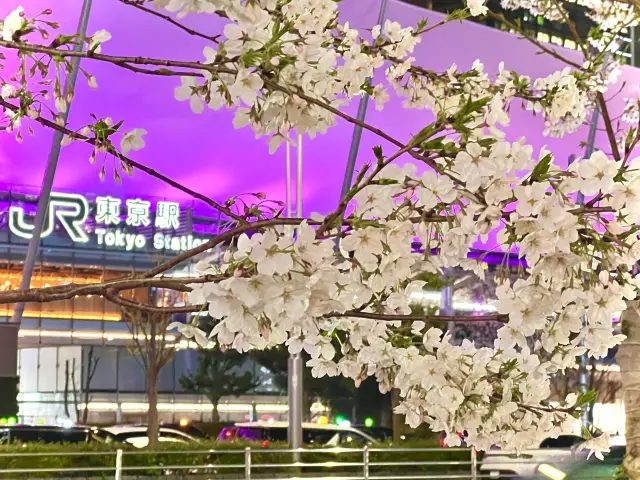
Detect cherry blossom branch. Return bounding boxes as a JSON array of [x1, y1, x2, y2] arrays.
[[597, 91, 622, 161], [117, 0, 221, 43], [261, 78, 406, 150], [0, 40, 236, 76], [331, 311, 508, 323], [0, 275, 222, 305], [0, 97, 245, 223], [485, 11, 583, 70], [104, 289, 203, 313]]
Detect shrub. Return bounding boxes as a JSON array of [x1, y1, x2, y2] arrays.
[[0, 439, 475, 478]]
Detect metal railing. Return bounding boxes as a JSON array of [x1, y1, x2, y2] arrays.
[[0, 446, 572, 479]]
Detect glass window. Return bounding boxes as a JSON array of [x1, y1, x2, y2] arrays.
[[305, 429, 339, 445], [539, 435, 585, 449], [339, 431, 369, 447]]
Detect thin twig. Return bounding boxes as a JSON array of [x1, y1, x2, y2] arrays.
[[118, 0, 221, 43], [486, 11, 583, 70], [331, 311, 508, 323], [597, 91, 622, 161]]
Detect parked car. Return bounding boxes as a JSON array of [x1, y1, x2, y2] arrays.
[[440, 431, 468, 447], [536, 445, 626, 479], [159, 422, 209, 439], [480, 435, 587, 479], [97, 425, 197, 448], [218, 421, 378, 447], [0, 425, 101, 445]]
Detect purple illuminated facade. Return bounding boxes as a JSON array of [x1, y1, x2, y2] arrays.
[[1, 0, 638, 241], [0, 0, 634, 427]]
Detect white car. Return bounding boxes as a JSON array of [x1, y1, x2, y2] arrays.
[[480, 435, 588, 479], [99, 425, 197, 448], [224, 421, 378, 447]]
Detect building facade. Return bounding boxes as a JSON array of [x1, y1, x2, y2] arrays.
[[0, 187, 289, 425]]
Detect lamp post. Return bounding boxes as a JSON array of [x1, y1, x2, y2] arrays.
[[285, 135, 304, 457]]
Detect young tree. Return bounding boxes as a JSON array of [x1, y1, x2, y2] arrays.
[[63, 347, 99, 424], [1, 0, 640, 472], [122, 305, 174, 449], [180, 348, 260, 423]]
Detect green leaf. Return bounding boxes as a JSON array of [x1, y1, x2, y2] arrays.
[[575, 389, 597, 409], [409, 124, 437, 146], [529, 153, 553, 183], [421, 135, 447, 151], [373, 145, 384, 163]]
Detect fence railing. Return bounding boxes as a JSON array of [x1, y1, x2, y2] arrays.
[[0, 446, 570, 479]]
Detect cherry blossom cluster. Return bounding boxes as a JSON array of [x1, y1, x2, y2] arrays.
[[3, 0, 640, 458], [499, 0, 638, 32]]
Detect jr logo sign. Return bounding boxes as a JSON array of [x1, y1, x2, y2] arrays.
[[6, 191, 208, 252], [9, 193, 90, 242]]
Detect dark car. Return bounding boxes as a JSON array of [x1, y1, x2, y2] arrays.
[[0, 426, 100, 445]]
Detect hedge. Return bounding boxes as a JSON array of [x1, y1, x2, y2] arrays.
[[0, 439, 475, 478]]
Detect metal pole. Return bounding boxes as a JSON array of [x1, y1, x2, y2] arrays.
[[286, 134, 304, 459], [288, 353, 303, 459], [244, 447, 252, 480], [290, 133, 304, 455], [11, 0, 94, 324], [363, 445, 370, 479], [114, 449, 123, 480], [471, 448, 477, 480], [339, 0, 389, 200]]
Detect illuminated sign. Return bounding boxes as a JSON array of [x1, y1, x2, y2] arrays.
[[10, 192, 90, 242], [8, 192, 208, 252]]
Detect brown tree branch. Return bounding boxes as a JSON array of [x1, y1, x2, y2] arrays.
[[485, 11, 583, 70], [0, 40, 235, 75], [118, 0, 221, 43], [597, 91, 622, 161], [105, 289, 203, 313], [331, 311, 508, 323], [0, 275, 222, 305]]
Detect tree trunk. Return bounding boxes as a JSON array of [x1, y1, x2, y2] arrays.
[[82, 347, 95, 424], [71, 358, 80, 421], [63, 360, 71, 418], [147, 320, 160, 449], [619, 301, 640, 478], [391, 389, 402, 443], [212, 401, 220, 423], [147, 363, 159, 449]]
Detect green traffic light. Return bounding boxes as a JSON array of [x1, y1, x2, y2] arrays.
[[7, 417, 16, 426], [364, 417, 374, 428], [334, 415, 346, 425]]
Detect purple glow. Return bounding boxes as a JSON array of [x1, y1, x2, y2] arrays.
[[1, 0, 639, 253]]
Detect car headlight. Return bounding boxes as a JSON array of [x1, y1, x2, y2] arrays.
[[538, 463, 566, 480]]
